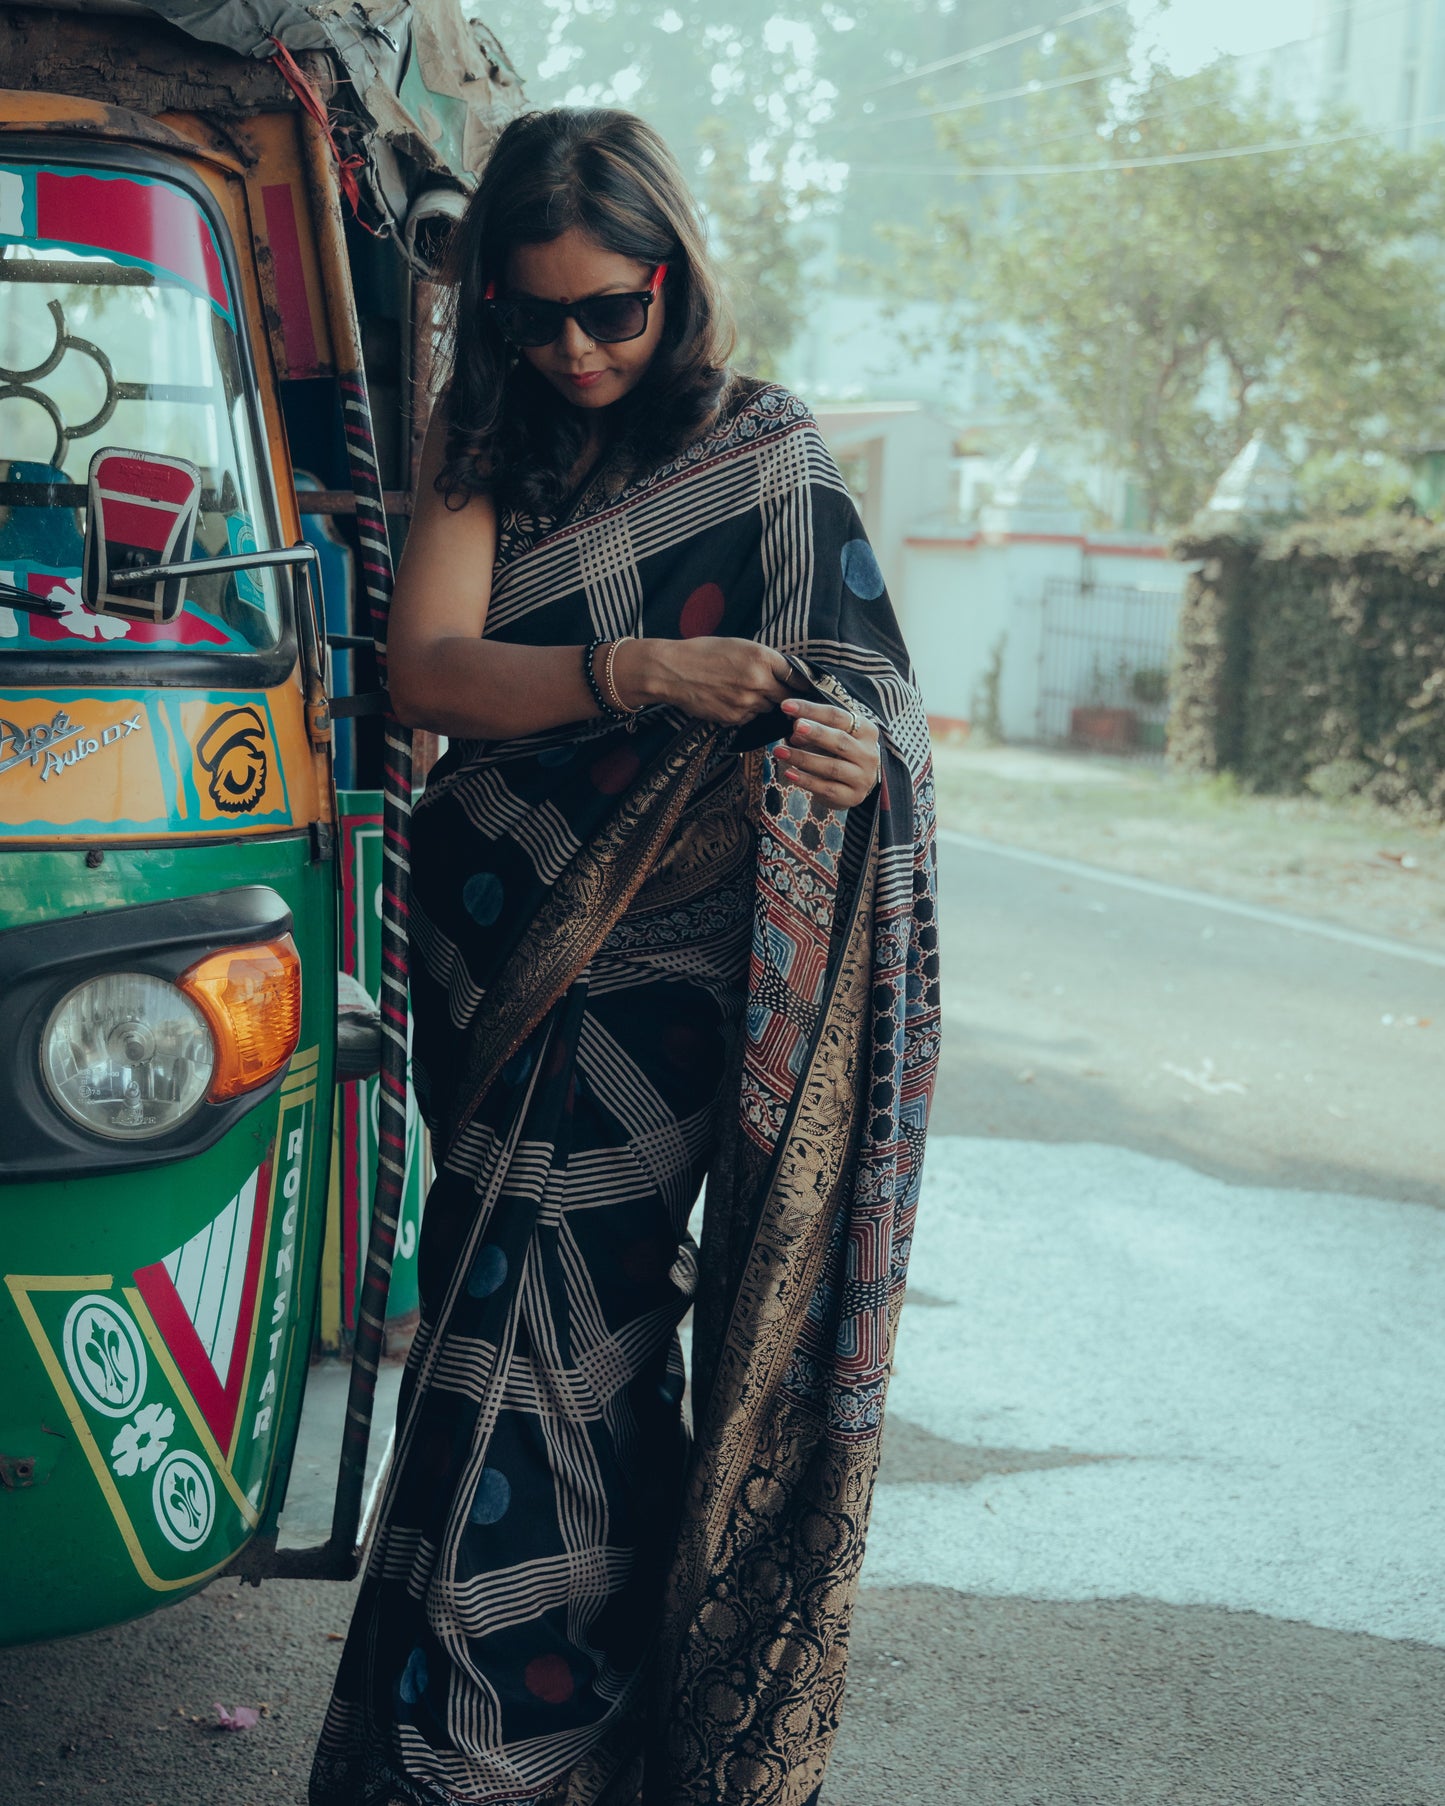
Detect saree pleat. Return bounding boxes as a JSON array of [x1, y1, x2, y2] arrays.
[[311, 379, 940, 1806]]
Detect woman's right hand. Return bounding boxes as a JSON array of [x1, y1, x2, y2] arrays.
[[614, 636, 794, 725]]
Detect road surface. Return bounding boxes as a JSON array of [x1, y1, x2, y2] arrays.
[[4, 831, 1443, 1803]]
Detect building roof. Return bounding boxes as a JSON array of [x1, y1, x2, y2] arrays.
[[1204, 434, 1301, 521]]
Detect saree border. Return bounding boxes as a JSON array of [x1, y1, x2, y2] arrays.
[[647, 808, 882, 1806]]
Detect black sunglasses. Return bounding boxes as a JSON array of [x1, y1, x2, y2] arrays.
[[484, 264, 668, 348]]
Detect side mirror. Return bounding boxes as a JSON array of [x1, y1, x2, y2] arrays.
[[82, 449, 201, 623]]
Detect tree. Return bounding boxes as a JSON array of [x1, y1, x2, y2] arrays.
[[469, 0, 836, 370], [465, 0, 1113, 368], [693, 120, 819, 379], [905, 23, 1445, 527]]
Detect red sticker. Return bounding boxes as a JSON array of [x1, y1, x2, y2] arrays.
[[18, 571, 231, 645], [35, 170, 230, 316]]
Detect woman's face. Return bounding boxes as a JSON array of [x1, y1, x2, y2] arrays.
[[505, 227, 667, 413]]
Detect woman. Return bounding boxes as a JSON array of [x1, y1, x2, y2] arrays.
[[311, 108, 940, 1806]]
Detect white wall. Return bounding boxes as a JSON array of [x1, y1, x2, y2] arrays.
[[901, 535, 1190, 740], [814, 405, 1194, 742], [814, 403, 957, 595]]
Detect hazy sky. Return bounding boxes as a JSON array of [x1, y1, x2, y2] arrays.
[[1132, 0, 1317, 74]]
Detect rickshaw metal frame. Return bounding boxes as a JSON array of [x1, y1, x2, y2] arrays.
[[220, 101, 414, 1586], [0, 129, 299, 694]]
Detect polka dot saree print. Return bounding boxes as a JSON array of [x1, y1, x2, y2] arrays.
[[310, 381, 941, 1806]]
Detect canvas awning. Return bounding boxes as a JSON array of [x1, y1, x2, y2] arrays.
[[24, 1, 526, 235]]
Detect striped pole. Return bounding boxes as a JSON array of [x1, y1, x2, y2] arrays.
[[296, 102, 413, 1565], [329, 375, 414, 1558]]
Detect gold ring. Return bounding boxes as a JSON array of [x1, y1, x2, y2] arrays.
[[843, 707, 859, 736]]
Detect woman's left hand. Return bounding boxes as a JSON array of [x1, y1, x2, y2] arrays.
[[778, 697, 881, 809]]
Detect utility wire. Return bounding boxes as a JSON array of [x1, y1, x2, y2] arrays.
[[832, 59, 1130, 133], [861, 0, 1128, 96], [895, 0, 1416, 169], [1002, 0, 1430, 153], [842, 110, 1445, 178], [842, 0, 1418, 137]]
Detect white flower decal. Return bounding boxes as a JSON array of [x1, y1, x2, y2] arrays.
[[110, 1402, 176, 1477], [52, 578, 130, 642]]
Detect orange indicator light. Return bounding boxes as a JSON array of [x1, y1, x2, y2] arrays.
[[179, 935, 302, 1101]]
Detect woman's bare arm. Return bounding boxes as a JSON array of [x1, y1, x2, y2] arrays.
[[387, 401, 868, 789], [385, 406, 600, 738]]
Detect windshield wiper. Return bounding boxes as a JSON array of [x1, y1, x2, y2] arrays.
[[0, 580, 66, 616]]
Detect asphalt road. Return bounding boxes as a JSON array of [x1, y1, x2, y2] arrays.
[[4, 829, 1443, 1804]]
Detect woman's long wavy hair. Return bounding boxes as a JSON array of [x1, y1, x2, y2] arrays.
[[434, 108, 736, 516]]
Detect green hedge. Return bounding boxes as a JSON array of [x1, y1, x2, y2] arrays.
[[1171, 517, 1445, 816]]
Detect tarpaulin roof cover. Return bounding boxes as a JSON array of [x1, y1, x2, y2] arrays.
[[132, 0, 524, 227]]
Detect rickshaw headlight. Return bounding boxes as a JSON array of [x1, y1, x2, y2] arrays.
[[41, 974, 216, 1140], [178, 935, 302, 1101]]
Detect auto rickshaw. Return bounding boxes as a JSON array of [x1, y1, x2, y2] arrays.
[[0, 0, 521, 1645]]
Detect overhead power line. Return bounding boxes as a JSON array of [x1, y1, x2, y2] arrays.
[[985, 0, 1430, 162], [834, 59, 1130, 133], [861, 0, 1128, 97], [844, 0, 1423, 139], [843, 110, 1445, 178]]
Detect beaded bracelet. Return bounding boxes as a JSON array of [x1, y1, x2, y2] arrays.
[[582, 636, 618, 721]]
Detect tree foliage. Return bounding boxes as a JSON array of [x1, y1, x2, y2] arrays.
[[1296, 452, 1415, 521], [469, 0, 840, 372], [693, 121, 820, 379], [466, 1, 1105, 368], [908, 22, 1445, 527], [470, 0, 1041, 191], [1172, 516, 1445, 816]]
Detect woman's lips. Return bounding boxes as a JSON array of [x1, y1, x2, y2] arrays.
[[565, 370, 606, 389]]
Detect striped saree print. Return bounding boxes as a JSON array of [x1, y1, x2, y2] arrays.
[[311, 379, 940, 1806]]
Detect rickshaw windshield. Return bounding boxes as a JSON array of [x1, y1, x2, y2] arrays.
[[0, 158, 286, 670]]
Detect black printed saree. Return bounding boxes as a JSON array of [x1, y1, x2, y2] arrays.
[[310, 379, 941, 1806]]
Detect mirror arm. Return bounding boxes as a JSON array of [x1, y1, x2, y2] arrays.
[[108, 544, 333, 748], [107, 546, 317, 586]]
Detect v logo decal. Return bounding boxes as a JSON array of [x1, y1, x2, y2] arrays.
[[132, 1160, 272, 1459]]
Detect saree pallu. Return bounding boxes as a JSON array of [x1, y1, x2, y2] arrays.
[[310, 381, 941, 1806]]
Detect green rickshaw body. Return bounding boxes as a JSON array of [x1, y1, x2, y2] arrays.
[[0, 121, 340, 1643], [0, 844, 335, 1645]]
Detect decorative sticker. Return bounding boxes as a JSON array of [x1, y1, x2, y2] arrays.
[[235, 1065, 317, 1486], [131, 1161, 272, 1455], [3, 1049, 321, 1590], [110, 1402, 174, 1478], [6, 1270, 244, 1593], [0, 689, 294, 838], [61, 1293, 148, 1417], [224, 515, 266, 613], [0, 164, 234, 322], [0, 564, 252, 653], [196, 705, 270, 815], [0, 696, 163, 829], [152, 1450, 216, 1552]]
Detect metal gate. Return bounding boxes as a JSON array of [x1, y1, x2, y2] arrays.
[[1036, 578, 1181, 758]]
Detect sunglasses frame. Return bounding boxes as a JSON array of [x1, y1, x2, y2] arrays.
[[483, 263, 669, 348]]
